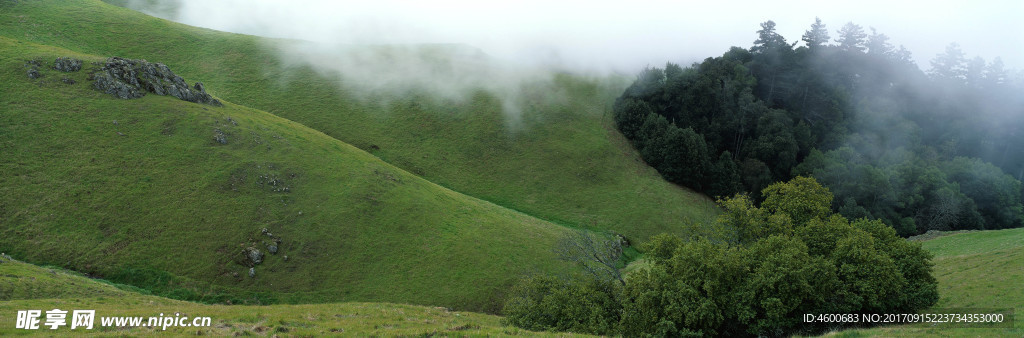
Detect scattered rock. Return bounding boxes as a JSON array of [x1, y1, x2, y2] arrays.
[[61, 76, 76, 85], [283, 255, 288, 262], [91, 57, 222, 106], [213, 128, 228, 144], [53, 57, 82, 72], [267, 244, 278, 254], [613, 234, 630, 248], [248, 267, 256, 278], [26, 67, 41, 79]]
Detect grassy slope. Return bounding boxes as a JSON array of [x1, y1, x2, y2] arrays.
[[823, 228, 1023, 337], [0, 258, 583, 336], [0, 36, 576, 312], [0, 0, 718, 244]]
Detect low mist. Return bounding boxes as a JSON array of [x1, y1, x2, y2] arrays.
[[115, 0, 1023, 126]]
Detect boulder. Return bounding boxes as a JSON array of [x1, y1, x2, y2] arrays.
[[248, 267, 256, 278], [244, 246, 264, 265], [53, 57, 82, 72]]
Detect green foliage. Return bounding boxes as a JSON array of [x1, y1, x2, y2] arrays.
[[502, 276, 620, 335], [716, 193, 793, 244], [761, 176, 833, 225], [507, 177, 939, 336], [739, 235, 834, 335], [640, 233, 684, 265], [620, 239, 748, 337], [613, 16, 1024, 237], [943, 157, 1024, 229]]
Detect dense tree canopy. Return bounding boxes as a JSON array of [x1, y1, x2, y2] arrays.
[[504, 177, 939, 336], [613, 18, 1024, 235]]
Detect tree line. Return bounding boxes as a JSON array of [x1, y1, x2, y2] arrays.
[[613, 18, 1024, 235]]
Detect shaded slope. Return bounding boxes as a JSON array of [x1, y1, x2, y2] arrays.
[[0, 0, 717, 243], [0, 37, 572, 312]]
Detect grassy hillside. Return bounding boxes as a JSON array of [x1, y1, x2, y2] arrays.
[[0, 257, 581, 336], [0, 0, 718, 244], [0, 36, 583, 312], [822, 228, 1023, 337]]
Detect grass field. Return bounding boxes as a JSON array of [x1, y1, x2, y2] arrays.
[[0, 0, 719, 313], [821, 228, 1023, 337], [0, 0, 718, 245], [0, 36, 586, 312], [0, 257, 585, 336]]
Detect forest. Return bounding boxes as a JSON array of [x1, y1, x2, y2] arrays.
[[613, 18, 1024, 236]]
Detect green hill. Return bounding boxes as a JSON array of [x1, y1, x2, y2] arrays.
[[0, 0, 717, 244], [0, 256, 581, 336], [0, 36, 584, 312], [822, 228, 1023, 337]]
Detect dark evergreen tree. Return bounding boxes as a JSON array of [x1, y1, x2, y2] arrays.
[[835, 22, 867, 53], [801, 17, 830, 50]]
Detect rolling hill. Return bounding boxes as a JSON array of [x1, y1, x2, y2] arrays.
[[0, 0, 718, 244], [0, 36, 582, 312], [0, 0, 721, 313]]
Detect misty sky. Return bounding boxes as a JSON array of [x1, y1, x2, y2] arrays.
[[134, 0, 1023, 73]]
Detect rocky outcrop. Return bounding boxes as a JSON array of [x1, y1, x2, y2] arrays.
[[91, 57, 222, 106], [53, 57, 82, 72]]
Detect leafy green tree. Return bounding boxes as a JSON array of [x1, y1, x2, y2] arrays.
[[739, 235, 835, 335], [706, 151, 744, 198], [503, 276, 620, 335], [716, 193, 792, 245], [761, 176, 833, 225], [613, 98, 651, 140], [943, 157, 1024, 229], [620, 238, 748, 337], [852, 218, 939, 311]]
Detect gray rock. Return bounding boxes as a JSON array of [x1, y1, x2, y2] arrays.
[[90, 57, 222, 106], [213, 128, 228, 144], [53, 57, 82, 72], [267, 244, 278, 254], [27, 67, 41, 79], [62, 76, 76, 85], [248, 267, 256, 278], [244, 247, 264, 265]]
